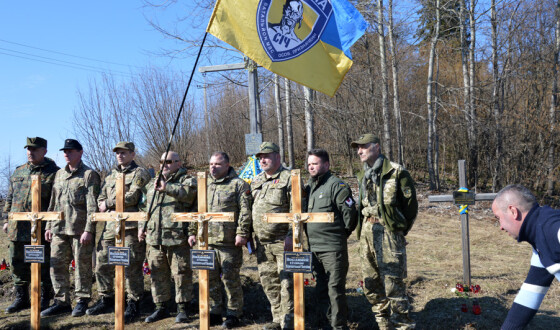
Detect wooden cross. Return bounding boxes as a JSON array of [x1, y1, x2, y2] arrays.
[[92, 173, 147, 330], [171, 172, 234, 330], [264, 169, 334, 330], [428, 160, 497, 287], [8, 175, 64, 330]]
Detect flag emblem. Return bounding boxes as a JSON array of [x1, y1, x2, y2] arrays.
[[257, 0, 332, 62], [207, 0, 367, 96]]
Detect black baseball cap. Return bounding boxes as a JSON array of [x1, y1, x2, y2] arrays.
[[60, 139, 83, 151]]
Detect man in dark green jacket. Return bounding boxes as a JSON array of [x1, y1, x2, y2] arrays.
[[305, 148, 357, 330], [351, 134, 417, 330], [2, 137, 59, 312]]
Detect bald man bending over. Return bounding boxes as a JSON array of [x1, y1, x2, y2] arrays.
[[139, 152, 197, 323], [492, 184, 560, 329]]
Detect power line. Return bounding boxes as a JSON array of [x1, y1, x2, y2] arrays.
[[0, 47, 135, 76], [0, 50, 134, 78], [0, 38, 145, 70]]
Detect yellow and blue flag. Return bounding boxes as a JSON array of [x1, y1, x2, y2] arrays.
[[207, 0, 367, 97]]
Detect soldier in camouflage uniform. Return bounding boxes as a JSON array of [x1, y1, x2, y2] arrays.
[[251, 142, 294, 330], [304, 149, 357, 330], [2, 137, 59, 313], [351, 134, 418, 330], [187, 152, 252, 329], [42, 139, 101, 317], [138, 151, 197, 324], [86, 141, 151, 323]]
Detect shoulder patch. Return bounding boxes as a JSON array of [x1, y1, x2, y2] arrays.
[[345, 197, 355, 207], [403, 187, 412, 199], [339, 182, 346, 188]]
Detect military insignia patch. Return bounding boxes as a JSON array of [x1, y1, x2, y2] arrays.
[[257, 0, 332, 62], [403, 187, 412, 198], [272, 179, 280, 184], [344, 197, 354, 207], [339, 182, 346, 188]]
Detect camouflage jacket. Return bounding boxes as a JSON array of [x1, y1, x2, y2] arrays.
[[250, 167, 292, 244], [305, 171, 358, 252], [189, 167, 252, 246], [356, 155, 418, 239], [139, 168, 197, 246], [2, 158, 59, 241], [98, 161, 151, 240], [47, 161, 101, 236]]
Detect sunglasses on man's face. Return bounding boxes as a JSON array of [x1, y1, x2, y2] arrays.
[[160, 159, 179, 165]]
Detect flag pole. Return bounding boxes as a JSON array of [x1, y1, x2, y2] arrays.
[[144, 31, 209, 229]]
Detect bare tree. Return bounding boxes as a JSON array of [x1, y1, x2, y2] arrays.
[[427, 0, 441, 190], [388, 0, 403, 164], [73, 74, 136, 174], [0, 155, 14, 200], [274, 75, 286, 164], [547, 0, 560, 195], [491, 0, 502, 191], [131, 68, 197, 165], [377, 0, 393, 158], [285, 78, 295, 168], [468, 0, 478, 188], [304, 86, 314, 151]]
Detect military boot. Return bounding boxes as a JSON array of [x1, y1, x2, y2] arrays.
[[41, 301, 72, 317], [86, 296, 114, 315], [175, 302, 189, 323], [222, 315, 241, 328], [124, 299, 140, 324], [6, 285, 30, 313], [145, 303, 169, 323], [72, 298, 90, 317], [209, 313, 223, 326], [40, 286, 53, 311]]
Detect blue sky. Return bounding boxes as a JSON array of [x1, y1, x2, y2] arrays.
[[0, 1, 203, 168]]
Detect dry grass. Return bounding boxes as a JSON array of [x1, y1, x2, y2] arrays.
[[0, 186, 559, 329]]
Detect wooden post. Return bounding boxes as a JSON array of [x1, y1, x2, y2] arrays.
[[428, 160, 497, 286], [172, 172, 234, 330], [92, 173, 147, 330], [8, 175, 64, 330], [264, 169, 334, 330]]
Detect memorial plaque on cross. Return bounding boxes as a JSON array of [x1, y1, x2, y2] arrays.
[[428, 160, 497, 287], [264, 169, 334, 330], [172, 171, 234, 330], [92, 173, 147, 330], [8, 175, 64, 330]]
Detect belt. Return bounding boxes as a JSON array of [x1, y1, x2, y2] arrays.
[[366, 216, 380, 224]]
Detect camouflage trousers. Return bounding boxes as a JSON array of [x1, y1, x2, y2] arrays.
[[95, 228, 146, 301], [360, 221, 414, 330], [255, 238, 294, 328], [312, 250, 349, 330], [147, 243, 192, 304], [9, 240, 52, 288], [208, 244, 244, 317], [50, 234, 93, 305]]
